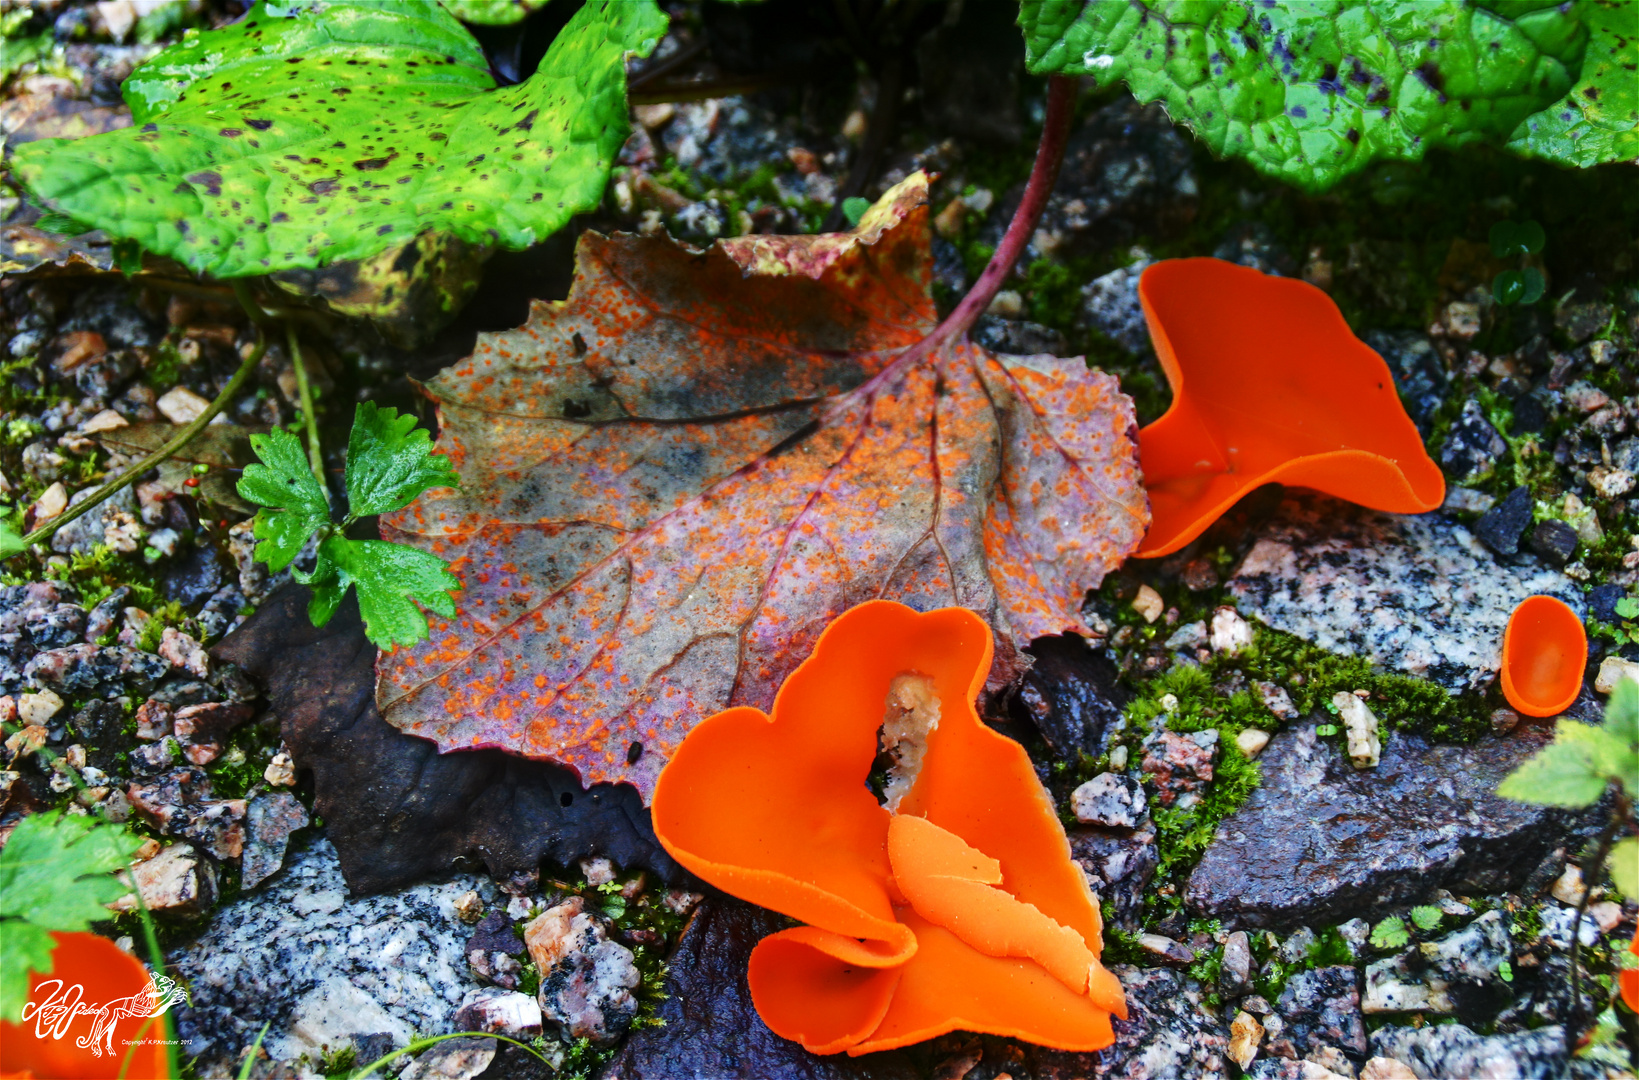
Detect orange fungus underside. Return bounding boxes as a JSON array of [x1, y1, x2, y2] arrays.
[[1134, 258, 1444, 557], [651, 600, 1124, 1056], [1622, 926, 1639, 1014], [0, 931, 171, 1080], [1500, 595, 1587, 718]]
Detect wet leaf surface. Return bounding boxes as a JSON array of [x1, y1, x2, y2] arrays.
[[377, 173, 1148, 800], [212, 582, 689, 895]]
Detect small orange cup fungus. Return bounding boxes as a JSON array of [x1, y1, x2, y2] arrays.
[[1133, 258, 1445, 557], [1500, 595, 1587, 718], [652, 601, 1125, 1055], [1621, 925, 1639, 1014], [0, 931, 173, 1080]]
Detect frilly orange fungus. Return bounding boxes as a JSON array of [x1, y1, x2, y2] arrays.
[[652, 600, 1125, 1055]]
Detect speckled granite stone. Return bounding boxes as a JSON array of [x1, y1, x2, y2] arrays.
[[171, 837, 494, 1075], [1227, 495, 1583, 692]]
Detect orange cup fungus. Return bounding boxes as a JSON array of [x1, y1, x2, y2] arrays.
[[1500, 595, 1587, 718], [1134, 258, 1445, 557], [652, 601, 1125, 1055], [1622, 925, 1639, 1015], [0, 931, 173, 1080]]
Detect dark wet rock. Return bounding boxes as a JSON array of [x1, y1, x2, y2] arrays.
[[605, 899, 921, 1080], [26, 643, 169, 697], [24, 601, 86, 648], [401, 1035, 494, 1080], [241, 791, 311, 890], [1078, 260, 1153, 354], [126, 766, 246, 861], [1474, 485, 1534, 557], [466, 910, 526, 991], [69, 699, 132, 773], [1369, 1021, 1566, 1080], [1365, 330, 1448, 435], [1227, 494, 1582, 692], [196, 584, 247, 642], [1588, 583, 1628, 623], [523, 897, 638, 1045], [1069, 821, 1158, 931], [1071, 771, 1146, 828], [971, 315, 1068, 357], [212, 584, 689, 895], [1186, 724, 1593, 929], [1441, 399, 1507, 483], [1528, 518, 1579, 566], [162, 541, 229, 608], [1555, 300, 1612, 345], [1512, 391, 1550, 435], [1140, 728, 1217, 808], [1010, 633, 1128, 759], [1275, 966, 1365, 1058]]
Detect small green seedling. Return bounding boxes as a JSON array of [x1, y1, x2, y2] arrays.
[[1370, 916, 1410, 951], [1490, 219, 1547, 305], [841, 197, 872, 226], [1409, 905, 1444, 931], [1593, 597, 1639, 648], [238, 402, 462, 650], [0, 811, 142, 1023]]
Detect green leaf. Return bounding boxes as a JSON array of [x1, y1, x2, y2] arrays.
[[310, 535, 461, 650], [0, 811, 140, 1023], [841, 197, 871, 226], [238, 429, 332, 573], [1370, 916, 1410, 950], [13, 0, 666, 279], [1508, 0, 1639, 168], [1018, 0, 1585, 191], [1616, 598, 1639, 620], [33, 212, 95, 237], [1610, 837, 1639, 901], [1315, 723, 1339, 737], [345, 402, 459, 519], [1498, 958, 1513, 982], [0, 520, 26, 560], [1489, 220, 1546, 258], [1496, 723, 1618, 806], [0, 921, 57, 1025], [1493, 266, 1545, 305], [1410, 905, 1443, 930], [1605, 676, 1639, 746], [440, 0, 543, 25]]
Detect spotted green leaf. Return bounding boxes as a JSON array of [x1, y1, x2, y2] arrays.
[[13, 0, 666, 278], [440, 0, 545, 25], [1508, 0, 1639, 167], [1018, 0, 1586, 191]]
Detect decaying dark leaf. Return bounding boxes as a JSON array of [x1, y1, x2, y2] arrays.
[[211, 583, 689, 894], [378, 172, 1149, 799]]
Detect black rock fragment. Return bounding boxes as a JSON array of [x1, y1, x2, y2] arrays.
[[1009, 633, 1127, 759], [604, 899, 920, 1080], [1527, 519, 1578, 566], [1474, 485, 1533, 556], [1185, 724, 1594, 929], [1441, 400, 1507, 484], [1587, 583, 1627, 623], [211, 584, 690, 895], [1274, 966, 1366, 1058]]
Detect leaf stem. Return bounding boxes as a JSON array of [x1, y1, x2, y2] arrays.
[[841, 74, 1076, 402], [287, 325, 326, 491], [16, 321, 267, 553], [1569, 784, 1632, 1026]]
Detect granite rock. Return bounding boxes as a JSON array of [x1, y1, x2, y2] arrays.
[[1079, 260, 1155, 354], [1369, 1022, 1566, 1080], [241, 791, 310, 890], [1363, 910, 1512, 1018], [1276, 966, 1366, 1058], [524, 896, 640, 1045], [1071, 771, 1147, 828], [171, 838, 491, 1076], [1069, 821, 1158, 931], [1441, 399, 1507, 483], [1365, 330, 1448, 436], [400, 1036, 495, 1080], [1227, 495, 1583, 692], [1186, 724, 1590, 929], [1141, 728, 1218, 808], [1075, 966, 1230, 1080]]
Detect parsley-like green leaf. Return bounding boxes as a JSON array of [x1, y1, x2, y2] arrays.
[[1409, 905, 1443, 931], [0, 812, 140, 1022], [1616, 598, 1639, 621], [311, 535, 461, 650], [345, 402, 459, 520], [238, 428, 331, 572], [1370, 916, 1410, 951]]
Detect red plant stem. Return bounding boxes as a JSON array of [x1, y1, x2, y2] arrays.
[[846, 74, 1076, 400]]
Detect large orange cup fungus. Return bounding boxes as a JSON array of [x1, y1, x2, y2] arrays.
[[0, 931, 173, 1080], [652, 601, 1125, 1056], [1500, 595, 1587, 718], [1133, 258, 1445, 557]]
